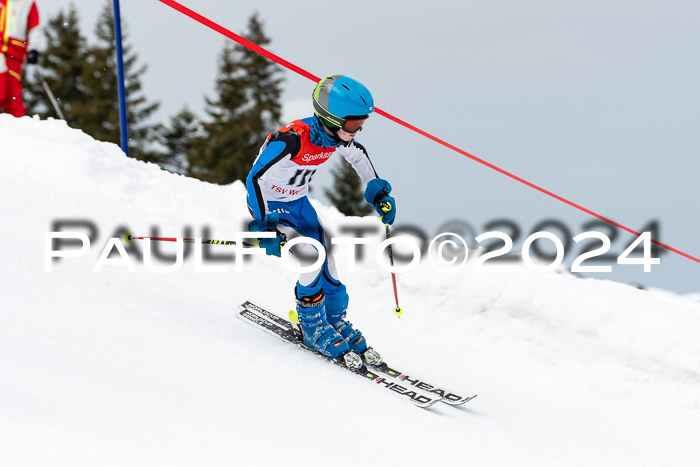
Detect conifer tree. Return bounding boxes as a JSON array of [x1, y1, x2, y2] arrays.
[[80, 1, 160, 162], [160, 106, 202, 175], [27, 2, 160, 163], [325, 159, 373, 217], [189, 13, 283, 184], [24, 4, 89, 121]]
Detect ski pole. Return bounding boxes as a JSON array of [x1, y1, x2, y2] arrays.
[[124, 233, 258, 247], [378, 200, 404, 318], [41, 80, 66, 120]]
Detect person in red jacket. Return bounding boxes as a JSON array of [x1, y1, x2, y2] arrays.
[[0, 0, 40, 117]]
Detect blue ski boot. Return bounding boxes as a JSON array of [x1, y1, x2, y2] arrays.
[[327, 312, 383, 366], [326, 286, 383, 366], [295, 288, 362, 368]]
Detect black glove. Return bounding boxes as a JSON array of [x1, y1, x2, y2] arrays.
[[26, 50, 39, 65]]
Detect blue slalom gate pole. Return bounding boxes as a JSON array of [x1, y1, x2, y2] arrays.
[[112, 0, 129, 156]]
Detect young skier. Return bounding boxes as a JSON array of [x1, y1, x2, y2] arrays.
[[245, 75, 397, 368]]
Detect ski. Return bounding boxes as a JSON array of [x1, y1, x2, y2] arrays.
[[237, 305, 442, 409], [368, 362, 477, 406], [240, 300, 476, 407]]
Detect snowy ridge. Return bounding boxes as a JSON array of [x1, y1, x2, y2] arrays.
[[2, 115, 700, 466]]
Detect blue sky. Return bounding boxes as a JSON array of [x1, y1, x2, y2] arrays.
[[41, 0, 700, 293]]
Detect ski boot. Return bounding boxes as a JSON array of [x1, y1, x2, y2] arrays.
[[328, 311, 384, 366], [328, 314, 383, 366], [295, 288, 362, 369], [325, 289, 383, 367]]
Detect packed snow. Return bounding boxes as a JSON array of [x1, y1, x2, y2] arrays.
[[2, 115, 699, 466]]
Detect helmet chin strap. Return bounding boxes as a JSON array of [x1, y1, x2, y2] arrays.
[[322, 123, 350, 145]]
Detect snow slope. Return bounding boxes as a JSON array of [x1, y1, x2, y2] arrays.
[[2, 115, 700, 466]]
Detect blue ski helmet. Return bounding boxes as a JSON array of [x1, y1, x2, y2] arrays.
[[312, 75, 374, 130]]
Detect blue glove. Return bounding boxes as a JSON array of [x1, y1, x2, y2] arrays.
[[248, 213, 287, 257], [258, 235, 286, 257], [376, 195, 396, 225], [364, 178, 397, 225]]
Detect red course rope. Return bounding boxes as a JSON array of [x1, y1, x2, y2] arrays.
[[157, 0, 699, 265]]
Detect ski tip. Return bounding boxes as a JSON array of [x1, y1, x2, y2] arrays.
[[412, 396, 444, 409], [443, 394, 478, 406]]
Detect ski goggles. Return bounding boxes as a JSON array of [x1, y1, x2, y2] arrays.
[[341, 118, 367, 134]]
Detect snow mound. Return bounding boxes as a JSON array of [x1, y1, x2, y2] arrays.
[[2, 115, 700, 467]]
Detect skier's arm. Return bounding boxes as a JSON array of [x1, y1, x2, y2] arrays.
[[25, 2, 41, 64], [246, 131, 300, 222], [27, 2, 40, 47], [340, 141, 397, 225], [339, 141, 379, 187]]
